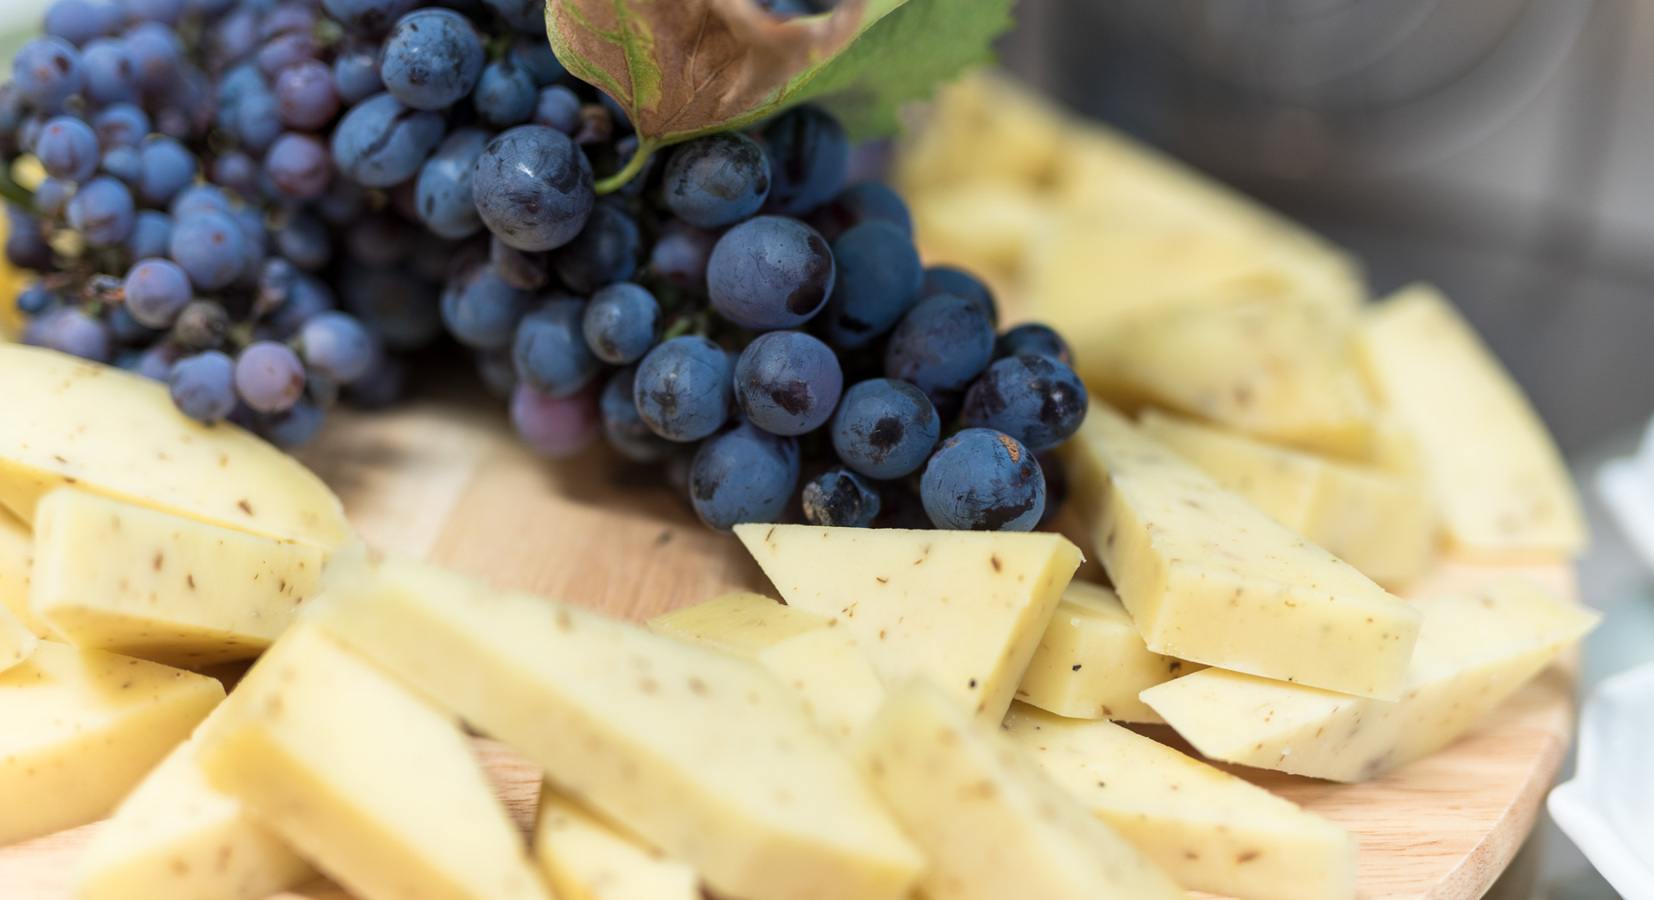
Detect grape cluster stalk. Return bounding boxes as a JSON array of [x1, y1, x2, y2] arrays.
[[1, 0, 1091, 533]]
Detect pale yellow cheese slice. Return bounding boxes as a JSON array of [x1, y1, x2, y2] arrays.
[[0, 601, 36, 674], [0, 345, 350, 550], [197, 624, 550, 900], [534, 788, 699, 900], [1015, 580, 1200, 723], [1142, 577, 1599, 781], [648, 592, 886, 741], [1003, 703, 1355, 900], [305, 558, 924, 900], [1139, 410, 1436, 588], [0, 641, 223, 845], [857, 680, 1186, 900], [735, 524, 1082, 722], [31, 488, 324, 667], [1355, 285, 1586, 559], [1065, 403, 1421, 699], [0, 508, 54, 638], [72, 705, 314, 900]]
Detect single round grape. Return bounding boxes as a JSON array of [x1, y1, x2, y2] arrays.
[[12, 38, 84, 109], [66, 175, 135, 247], [24, 307, 113, 362], [661, 132, 771, 228], [100, 145, 142, 184], [414, 127, 488, 239], [473, 125, 594, 251], [996, 322, 1073, 366], [261, 402, 325, 448], [260, 3, 318, 40], [136, 135, 197, 205], [170, 300, 229, 350], [17, 284, 56, 315], [511, 382, 599, 458], [472, 60, 535, 128], [208, 8, 259, 67], [217, 59, 263, 109], [108, 304, 157, 344], [6, 210, 53, 271], [332, 45, 383, 104], [256, 32, 319, 80], [809, 181, 912, 243], [168, 350, 237, 421], [921, 428, 1045, 531], [830, 378, 940, 480], [268, 272, 335, 337], [531, 85, 580, 134], [688, 419, 800, 533], [321, 0, 418, 34], [274, 59, 340, 130], [122, 22, 180, 91], [274, 211, 331, 270], [300, 311, 375, 382], [732, 330, 842, 436], [962, 354, 1088, 452], [91, 102, 148, 146], [510, 36, 565, 85], [552, 199, 639, 293], [820, 220, 923, 349], [120, 0, 184, 26], [123, 257, 192, 327], [483, 0, 544, 33], [706, 215, 833, 330], [648, 219, 717, 292], [232, 206, 268, 278], [512, 296, 600, 397], [581, 281, 659, 365], [168, 186, 230, 223], [33, 178, 72, 219], [37, 116, 100, 182], [231, 88, 284, 153], [209, 150, 260, 196], [489, 236, 548, 289], [331, 92, 446, 188], [123, 209, 171, 259], [234, 340, 306, 413], [380, 9, 483, 110], [801, 467, 880, 527], [922, 265, 997, 326], [338, 265, 441, 349], [46, 0, 110, 46], [264, 132, 332, 199], [80, 37, 137, 105], [131, 342, 181, 381], [169, 210, 246, 290], [599, 365, 672, 463], [632, 336, 733, 442], [761, 105, 849, 215], [884, 293, 996, 407], [441, 263, 531, 349]]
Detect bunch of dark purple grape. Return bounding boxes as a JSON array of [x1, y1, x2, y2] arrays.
[[1, 0, 1090, 533]]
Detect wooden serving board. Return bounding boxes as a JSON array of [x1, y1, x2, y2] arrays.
[[0, 396, 1581, 900]]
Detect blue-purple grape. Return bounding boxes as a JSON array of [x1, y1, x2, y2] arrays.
[[80, 38, 138, 104], [661, 132, 771, 228], [345, 211, 411, 267], [274, 211, 331, 270], [16, 283, 56, 315], [884, 293, 996, 407], [122, 22, 179, 91], [599, 365, 672, 463], [33, 178, 72, 219], [6, 209, 52, 271], [529, 85, 580, 134], [170, 300, 229, 349], [830, 378, 939, 480], [209, 150, 260, 196], [234, 340, 306, 412], [920, 428, 1045, 531], [91, 102, 149, 147], [632, 335, 733, 442], [37, 117, 100, 182], [648, 219, 716, 293], [331, 92, 445, 187], [12, 38, 84, 109], [67, 175, 135, 246], [552, 199, 638, 293], [961, 354, 1088, 453], [136, 135, 196, 205], [121, 0, 185, 27], [123, 209, 170, 259], [732, 330, 841, 436], [169, 185, 229, 222], [123, 257, 192, 327], [441, 262, 531, 349], [922, 265, 997, 326], [380, 9, 483, 109], [997, 322, 1073, 366], [489, 236, 548, 289], [510, 381, 599, 458], [332, 45, 384, 104], [761, 105, 848, 216], [472, 60, 535, 127], [265, 132, 332, 199], [473, 124, 594, 251], [688, 418, 800, 533], [260, 401, 325, 448], [321, 0, 418, 34], [581, 281, 659, 365], [100, 145, 142, 184], [45, 0, 113, 47], [343, 352, 405, 409], [414, 127, 487, 239], [510, 36, 565, 85], [801, 467, 880, 528], [168, 350, 237, 421], [25, 306, 114, 362], [810, 181, 912, 243], [706, 215, 833, 330], [274, 59, 340, 129], [299, 311, 375, 382], [820, 220, 922, 349], [169, 210, 246, 290], [268, 272, 335, 337], [512, 296, 599, 396], [256, 32, 319, 80], [131, 342, 181, 380]]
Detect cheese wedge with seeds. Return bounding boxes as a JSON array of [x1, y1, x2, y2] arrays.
[[534, 788, 699, 900], [0, 508, 53, 639], [735, 523, 1082, 722]]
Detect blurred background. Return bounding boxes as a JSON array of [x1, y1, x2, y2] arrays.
[[994, 3, 1652, 897]]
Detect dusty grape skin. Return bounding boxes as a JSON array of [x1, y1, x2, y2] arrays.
[[883, 293, 996, 407], [512, 296, 600, 398], [510, 382, 600, 458], [378, 8, 483, 110], [440, 262, 531, 350], [922, 266, 997, 326], [819, 220, 923, 350], [599, 365, 673, 463], [581, 281, 659, 365], [632, 335, 734, 442], [706, 215, 834, 331], [415, 127, 489, 239], [961, 354, 1088, 453], [551, 199, 638, 293], [689, 418, 801, 533], [732, 330, 842, 437], [661, 132, 771, 228], [331, 92, 446, 188], [829, 378, 940, 480], [472, 125, 594, 252], [921, 428, 1046, 531], [801, 467, 880, 528]]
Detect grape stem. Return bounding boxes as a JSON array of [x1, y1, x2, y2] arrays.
[[594, 138, 659, 194]]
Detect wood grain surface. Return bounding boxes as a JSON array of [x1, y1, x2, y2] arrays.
[[0, 397, 1582, 900]]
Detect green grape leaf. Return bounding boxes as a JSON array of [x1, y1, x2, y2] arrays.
[[547, 0, 907, 187], [794, 0, 1015, 140]]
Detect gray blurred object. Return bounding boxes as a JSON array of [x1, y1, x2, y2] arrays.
[[1003, 0, 1654, 456]]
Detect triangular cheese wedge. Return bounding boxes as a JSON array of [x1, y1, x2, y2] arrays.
[[857, 681, 1186, 900], [1065, 403, 1421, 699], [735, 524, 1082, 723], [0, 600, 34, 674], [535, 787, 700, 900], [0, 641, 223, 845], [72, 704, 314, 900], [1003, 703, 1354, 900], [0, 508, 54, 639], [197, 624, 551, 900], [1142, 577, 1599, 781]]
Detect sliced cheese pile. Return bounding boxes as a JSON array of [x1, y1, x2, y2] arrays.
[[534, 788, 700, 900]]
